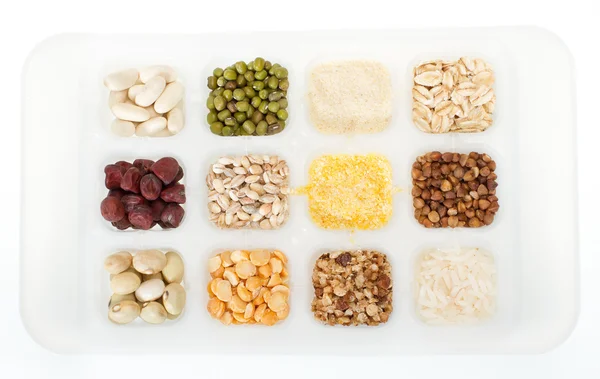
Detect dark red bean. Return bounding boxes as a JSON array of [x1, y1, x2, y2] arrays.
[[133, 159, 155, 175], [112, 217, 132, 230], [151, 157, 179, 185], [128, 205, 153, 230], [104, 164, 125, 190], [121, 194, 147, 213], [121, 167, 142, 193], [157, 221, 172, 229], [172, 166, 184, 183], [160, 203, 184, 228], [140, 173, 163, 201], [101, 196, 125, 222], [107, 189, 126, 200], [160, 184, 186, 204], [150, 199, 167, 221], [115, 161, 134, 171]]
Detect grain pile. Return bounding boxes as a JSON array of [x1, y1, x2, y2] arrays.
[[312, 250, 393, 326], [412, 151, 499, 228], [300, 154, 394, 230], [207, 249, 290, 326], [415, 247, 496, 324], [308, 60, 392, 134], [412, 57, 495, 133], [206, 155, 290, 230]]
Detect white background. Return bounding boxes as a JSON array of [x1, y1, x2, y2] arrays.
[[1, 0, 597, 377]]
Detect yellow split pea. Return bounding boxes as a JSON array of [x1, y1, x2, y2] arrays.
[[207, 249, 290, 326], [300, 154, 394, 230]]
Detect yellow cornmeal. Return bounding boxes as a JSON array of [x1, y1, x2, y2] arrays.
[[299, 154, 393, 230]]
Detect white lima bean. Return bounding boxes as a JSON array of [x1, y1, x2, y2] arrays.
[[108, 90, 128, 107], [108, 293, 135, 309], [127, 84, 146, 102], [111, 119, 135, 137], [152, 128, 173, 138], [162, 251, 184, 283], [133, 250, 167, 275], [112, 267, 142, 281], [106, 65, 183, 138], [111, 103, 151, 122], [154, 82, 184, 114], [135, 76, 166, 107], [144, 105, 162, 118], [110, 272, 141, 295], [139, 65, 177, 84], [104, 68, 139, 91], [109, 300, 140, 324], [163, 283, 186, 315], [103, 251, 133, 275], [135, 278, 165, 302], [135, 116, 167, 136], [167, 108, 184, 135], [140, 302, 168, 324]]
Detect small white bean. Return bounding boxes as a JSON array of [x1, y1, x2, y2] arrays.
[[139, 65, 177, 83], [154, 82, 184, 114], [162, 251, 184, 284], [162, 283, 186, 316], [104, 68, 139, 91], [111, 267, 141, 281], [140, 302, 168, 324], [110, 272, 141, 295], [136, 116, 167, 136], [151, 128, 173, 138], [103, 251, 133, 274], [144, 106, 161, 118], [108, 300, 140, 324], [167, 107, 184, 135], [108, 90, 128, 107], [111, 103, 150, 122], [111, 119, 135, 137], [135, 76, 166, 107], [127, 84, 145, 102], [135, 278, 165, 302], [108, 293, 135, 309], [133, 249, 167, 274]]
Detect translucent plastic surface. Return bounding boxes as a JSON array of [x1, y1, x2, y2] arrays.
[[20, 28, 578, 354]]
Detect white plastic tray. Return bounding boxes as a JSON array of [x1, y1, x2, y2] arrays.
[[20, 28, 578, 354]]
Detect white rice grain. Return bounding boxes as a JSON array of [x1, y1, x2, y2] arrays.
[[415, 247, 497, 324]]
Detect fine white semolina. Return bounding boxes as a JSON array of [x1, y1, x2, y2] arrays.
[[307, 60, 392, 134]]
